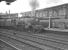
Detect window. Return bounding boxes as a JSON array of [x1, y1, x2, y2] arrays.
[[58, 8, 66, 16]]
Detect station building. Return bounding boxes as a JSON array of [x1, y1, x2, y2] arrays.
[[21, 3, 68, 29]]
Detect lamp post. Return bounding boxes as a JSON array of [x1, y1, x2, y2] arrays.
[[48, 15, 51, 29]]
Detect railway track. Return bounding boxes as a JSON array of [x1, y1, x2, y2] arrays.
[[0, 29, 68, 50], [0, 33, 59, 50], [1, 29, 68, 44], [0, 40, 17, 50], [0, 34, 42, 50]]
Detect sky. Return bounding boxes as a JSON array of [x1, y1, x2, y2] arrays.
[[0, 0, 68, 13]]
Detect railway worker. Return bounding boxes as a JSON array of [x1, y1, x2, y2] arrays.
[[13, 32, 17, 35], [28, 24, 33, 32], [24, 22, 30, 32], [25, 22, 33, 32]]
